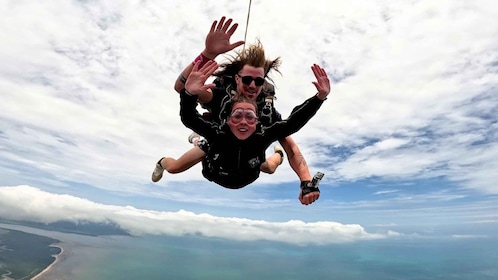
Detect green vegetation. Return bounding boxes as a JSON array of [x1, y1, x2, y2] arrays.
[[0, 228, 60, 279]]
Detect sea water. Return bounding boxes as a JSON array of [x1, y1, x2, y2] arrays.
[[66, 235, 498, 280]]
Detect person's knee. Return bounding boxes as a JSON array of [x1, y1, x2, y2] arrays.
[[260, 163, 274, 174], [162, 159, 185, 174], [265, 168, 276, 174]]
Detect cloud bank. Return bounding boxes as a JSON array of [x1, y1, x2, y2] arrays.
[[0, 185, 391, 245], [0, 0, 497, 231]]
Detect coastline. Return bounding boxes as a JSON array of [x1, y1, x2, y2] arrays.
[[1, 223, 134, 280], [0, 224, 81, 280], [30, 243, 64, 280]]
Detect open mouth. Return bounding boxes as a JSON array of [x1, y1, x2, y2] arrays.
[[245, 91, 257, 98]]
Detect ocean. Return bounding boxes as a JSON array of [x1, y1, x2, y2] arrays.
[[2, 224, 498, 280], [54, 235, 498, 280]]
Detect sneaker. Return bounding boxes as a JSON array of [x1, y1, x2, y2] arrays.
[[188, 132, 201, 144], [151, 160, 164, 182], [274, 146, 284, 165]]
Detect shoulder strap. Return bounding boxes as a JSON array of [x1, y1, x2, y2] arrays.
[[262, 81, 275, 97]]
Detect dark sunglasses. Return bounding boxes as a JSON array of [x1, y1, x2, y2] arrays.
[[230, 109, 258, 124], [236, 74, 265, 87]]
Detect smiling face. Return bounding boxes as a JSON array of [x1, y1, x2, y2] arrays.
[[227, 102, 258, 140], [235, 65, 265, 101]]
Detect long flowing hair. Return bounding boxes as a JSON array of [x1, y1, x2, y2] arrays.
[[214, 39, 282, 87]]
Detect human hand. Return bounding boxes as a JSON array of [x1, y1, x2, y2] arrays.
[[299, 190, 320, 205], [185, 60, 218, 95], [203, 16, 245, 59], [311, 64, 331, 100]]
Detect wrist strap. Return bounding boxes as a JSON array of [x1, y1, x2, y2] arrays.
[[192, 53, 211, 68], [178, 74, 187, 84], [300, 172, 324, 196]]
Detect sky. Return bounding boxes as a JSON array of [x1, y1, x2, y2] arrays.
[[1, 0, 497, 245]]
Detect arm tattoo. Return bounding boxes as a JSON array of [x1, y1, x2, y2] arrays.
[[297, 153, 308, 167]]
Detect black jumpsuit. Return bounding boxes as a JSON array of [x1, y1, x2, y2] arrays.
[[180, 89, 324, 189]]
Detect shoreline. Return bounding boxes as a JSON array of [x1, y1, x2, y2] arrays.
[[0, 223, 120, 280], [0, 222, 79, 280], [30, 243, 65, 280]]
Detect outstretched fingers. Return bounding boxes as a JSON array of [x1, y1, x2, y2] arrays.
[[217, 16, 244, 48], [311, 64, 331, 97], [205, 16, 245, 57], [226, 22, 239, 35], [221, 18, 232, 32], [201, 60, 219, 76], [210, 16, 232, 33], [311, 64, 326, 77], [187, 60, 218, 94], [209, 18, 218, 33], [191, 60, 218, 80]]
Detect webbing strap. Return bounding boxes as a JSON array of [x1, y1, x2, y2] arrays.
[[243, 0, 252, 50]]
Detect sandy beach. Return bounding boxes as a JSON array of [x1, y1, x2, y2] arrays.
[[31, 244, 65, 280], [0, 223, 99, 280]]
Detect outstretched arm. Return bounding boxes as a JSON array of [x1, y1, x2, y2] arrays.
[[180, 61, 219, 139], [266, 64, 331, 140], [283, 64, 330, 206], [174, 16, 245, 99]]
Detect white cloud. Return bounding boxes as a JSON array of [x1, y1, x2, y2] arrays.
[[374, 189, 400, 195], [0, 0, 497, 214], [451, 234, 488, 239], [0, 185, 389, 245]]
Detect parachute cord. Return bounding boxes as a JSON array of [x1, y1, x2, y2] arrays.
[[243, 0, 252, 50]]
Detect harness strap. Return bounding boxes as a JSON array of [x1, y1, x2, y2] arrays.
[[243, 0, 253, 50]]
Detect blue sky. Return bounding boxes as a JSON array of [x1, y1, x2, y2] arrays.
[[1, 0, 497, 245]]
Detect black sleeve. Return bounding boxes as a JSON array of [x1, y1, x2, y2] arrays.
[[201, 87, 223, 112], [272, 106, 282, 122], [180, 89, 218, 140], [264, 95, 324, 141]]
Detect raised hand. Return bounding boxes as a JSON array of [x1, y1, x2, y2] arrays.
[[311, 64, 331, 100], [203, 16, 245, 59], [185, 60, 219, 95]]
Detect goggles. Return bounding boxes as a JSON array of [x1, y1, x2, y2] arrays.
[[236, 74, 265, 87], [229, 109, 258, 124]]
